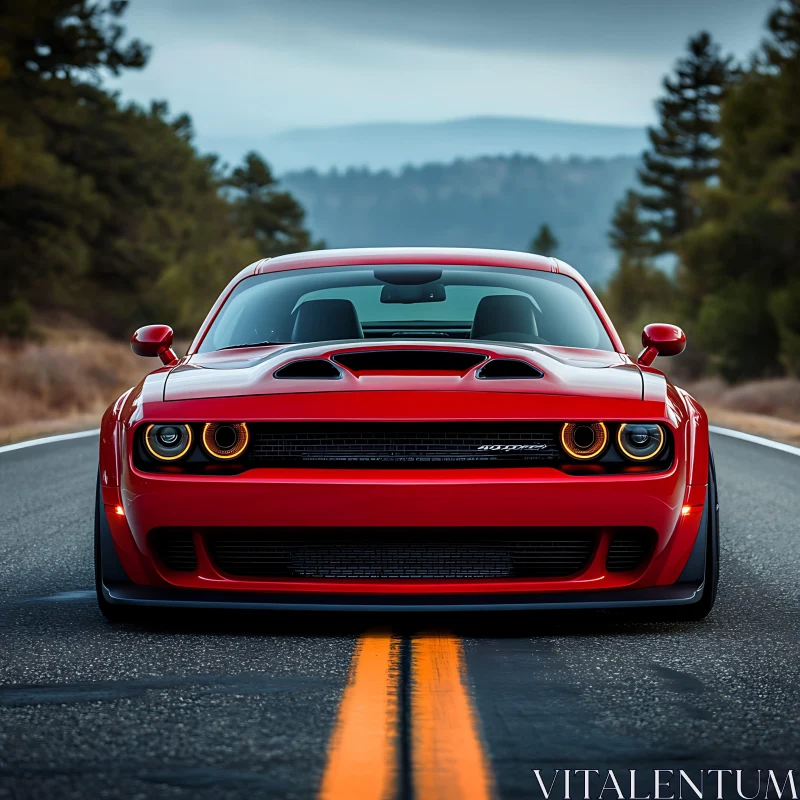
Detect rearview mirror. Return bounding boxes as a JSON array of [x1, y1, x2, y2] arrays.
[[131, 325, 178, 366], [380, 283, 446, 304], [637, 323, 686, 366]]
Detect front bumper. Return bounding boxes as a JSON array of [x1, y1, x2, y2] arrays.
[[102, 459, 707, 603]]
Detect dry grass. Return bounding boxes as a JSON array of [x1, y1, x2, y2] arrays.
[[684, 377, 800, 422], [702, 407, 800, 447], [0, 328, 149, 445], [680, 377, 800, 447]]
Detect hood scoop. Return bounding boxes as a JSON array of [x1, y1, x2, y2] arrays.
[[274, 359, 342, 379], [333, 349, 487, 373], [476, 359, 543, 380]]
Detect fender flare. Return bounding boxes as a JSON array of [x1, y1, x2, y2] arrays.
[[675, 449, 719, 592], [95, 476, 133, 587]]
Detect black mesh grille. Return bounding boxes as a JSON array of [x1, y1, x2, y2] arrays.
[[248, 423, 560, 467], [606, 531, 654, 572], [206, 528, 596, 579], [152, 531, 197, 572]]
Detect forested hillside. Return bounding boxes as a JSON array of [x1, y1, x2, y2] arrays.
[[603, 1, 800, 380], [233, 116, 647, 173], [0, 1, 320, 339], [283, 155, 638, 285], [4, 0, 799, 389]]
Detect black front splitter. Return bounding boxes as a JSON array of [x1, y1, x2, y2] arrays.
[[103, 581, 703, 612]]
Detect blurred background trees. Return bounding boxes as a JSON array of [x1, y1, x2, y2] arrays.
[[0, 0, 319, 339], [604, 0, 800, 380], [680, 0, 800, 379], [637, 32, 734, 253], [530, 224, 559, 257], [1, 0, 799, 386]]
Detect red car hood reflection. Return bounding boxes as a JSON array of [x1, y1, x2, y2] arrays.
[[164, 341, 643, 402]]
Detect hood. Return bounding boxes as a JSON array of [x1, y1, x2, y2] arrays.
[[164, 341, 644, 402]]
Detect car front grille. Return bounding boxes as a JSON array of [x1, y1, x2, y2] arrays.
[[248, 423, 561, 467], [205, 528, 596, 579]]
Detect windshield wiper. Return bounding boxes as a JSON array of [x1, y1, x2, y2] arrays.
[[218, 341, 288, 351]]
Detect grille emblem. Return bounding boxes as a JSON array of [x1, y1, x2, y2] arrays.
[[476, 444, 549, 452]]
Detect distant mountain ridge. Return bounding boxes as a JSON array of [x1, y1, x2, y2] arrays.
[[199, 116, 647, 173], [282, 153, 638, 285]]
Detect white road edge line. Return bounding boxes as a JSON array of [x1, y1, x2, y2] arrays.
[[0, 428, 100, 455], [709, 425, 800, 457]]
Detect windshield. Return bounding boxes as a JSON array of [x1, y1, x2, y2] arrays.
[[197, 264, 614, 353]]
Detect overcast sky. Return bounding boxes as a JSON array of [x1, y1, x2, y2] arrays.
[[113, 0, 773, 137]]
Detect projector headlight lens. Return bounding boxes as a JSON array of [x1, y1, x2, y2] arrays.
[[617, 423, 665, 461], [202, 422, 249, 460], [560, 422, 608, 460], [145, 424, 193, 461]]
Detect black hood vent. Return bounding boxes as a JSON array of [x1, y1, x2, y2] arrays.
[[274, 359, 341, 379], [477, 359, 543, 380], [333, 350, 486, 373]]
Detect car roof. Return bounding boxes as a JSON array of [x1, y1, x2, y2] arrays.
[[253, 247, 581, 280]]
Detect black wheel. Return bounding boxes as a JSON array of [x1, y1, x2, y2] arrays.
[[668, 451, 720, 622], [94, 476, 136, 623]]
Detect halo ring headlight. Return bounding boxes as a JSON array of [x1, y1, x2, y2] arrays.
[[561, 422, 608, 460], [617, 423, 665, 461], [202, 422, 249, 460], [145, 424, 193, 461]]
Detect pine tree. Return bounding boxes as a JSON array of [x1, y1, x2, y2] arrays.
[[224, 152, 324, 258], [678, 0, 800, 378], [765, 0, 800, 67], [602, 192, 674, 349], [530, 224, 558, 257], [0, 3, 324, 338], [0, 0, 149, 81], [638, 32, 735, 252], [608, 191, 652, 263], [0, 0, 150, 336]]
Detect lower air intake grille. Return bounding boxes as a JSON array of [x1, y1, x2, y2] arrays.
[[152, 531, 197, 572], [606, 531, 653, 572], [206, 528, 596, 579], [248, 423, 560, 467]]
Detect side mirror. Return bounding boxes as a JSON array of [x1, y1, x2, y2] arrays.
[[637, 323, 686, 367], [131, 325, 178, 366]]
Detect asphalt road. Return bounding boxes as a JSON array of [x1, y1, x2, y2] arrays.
[[0, 433, 798, 799]]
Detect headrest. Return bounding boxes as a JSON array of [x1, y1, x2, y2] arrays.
[[291, 299, 364, 343], [471, 295, 537, 341]]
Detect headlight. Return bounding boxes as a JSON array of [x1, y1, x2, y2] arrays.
[[144, 424, 193, 461], [202, 422, 249, 460], [616, 423, 665, 461], [560, 422, 608, 460]]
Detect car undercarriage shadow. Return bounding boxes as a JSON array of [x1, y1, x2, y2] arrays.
[[113, 606, 704, 639]]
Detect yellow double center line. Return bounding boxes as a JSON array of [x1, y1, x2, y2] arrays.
[[319, 631, 496, 800]]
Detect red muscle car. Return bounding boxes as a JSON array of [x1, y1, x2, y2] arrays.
[[95, 248, 718, 620]]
